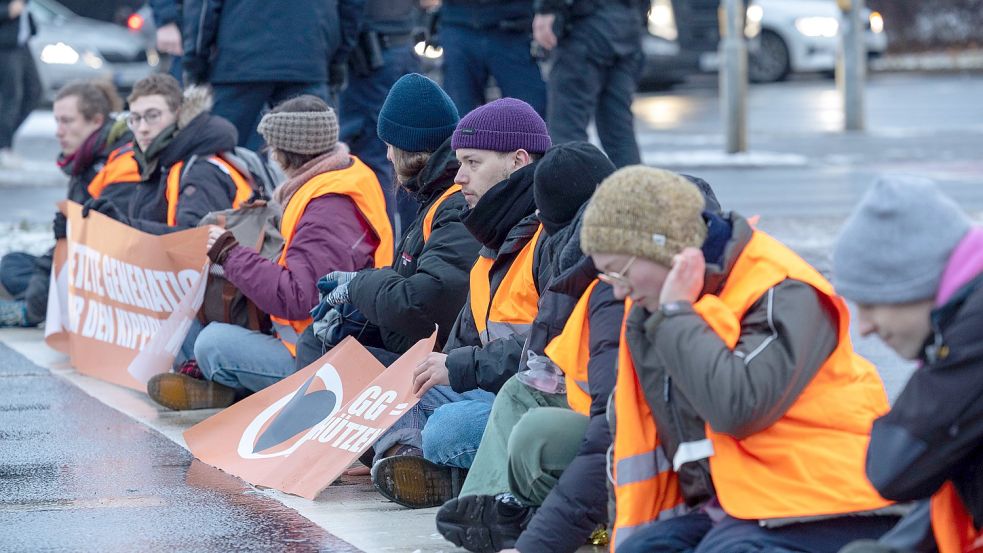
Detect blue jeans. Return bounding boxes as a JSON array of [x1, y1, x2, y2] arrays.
[[620, 512, 899, 553], [193, 322, 296, 393], [339, 44, 420, 239], [440, 25, 547, 119], [373, 385, 495, 469], [211, 81, 330, 151]]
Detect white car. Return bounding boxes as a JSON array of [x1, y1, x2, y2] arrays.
[[745, 0, 887, 82]]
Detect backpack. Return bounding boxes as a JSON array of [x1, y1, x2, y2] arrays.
[[184, 147, 285, 201], [197, 199, 284, 333]]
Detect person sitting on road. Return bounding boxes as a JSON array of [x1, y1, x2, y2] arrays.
[[296, 73, 480, 369], [437, 149, 724, 553], [81, 73, 253, 234], [582, 166, 902, 552], [0, 79, 138, 328], [146, 95, 393, 411], [833, 176, 983, 553], [368, 98, 552, 510], [436, 141, 620, 552]]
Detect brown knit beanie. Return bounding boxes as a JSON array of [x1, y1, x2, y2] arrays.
[[257, 108, 339, 155], [581, 166, 707, 266]]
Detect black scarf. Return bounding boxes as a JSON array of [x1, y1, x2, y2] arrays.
[[462, 162, 538, 250]]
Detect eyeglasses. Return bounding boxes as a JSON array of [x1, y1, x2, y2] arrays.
[[126, 109, 164, 130], [598, 256, 636, 289]]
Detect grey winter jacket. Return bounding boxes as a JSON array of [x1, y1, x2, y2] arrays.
[[626, 214, 840, 506]]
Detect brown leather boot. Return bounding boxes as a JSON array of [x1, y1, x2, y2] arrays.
[[147, 372, 236, 411]]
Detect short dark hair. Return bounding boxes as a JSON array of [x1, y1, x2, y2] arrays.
[[127, 74, 182, 111], [268, 95, 334, 172], [55, 79, 122, 122]]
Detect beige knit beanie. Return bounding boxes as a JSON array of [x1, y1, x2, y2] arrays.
[[581, 166, 707, 266]]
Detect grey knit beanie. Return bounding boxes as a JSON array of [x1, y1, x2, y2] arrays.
[[833, 175, 972, 304], [257, 109, 339, 155]]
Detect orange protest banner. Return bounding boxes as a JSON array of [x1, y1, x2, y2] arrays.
[[45, 201, 210, 390], [185, 333, 437, 499]]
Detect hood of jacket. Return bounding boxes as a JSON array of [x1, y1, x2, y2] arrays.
[[159, 86, 238, 168]]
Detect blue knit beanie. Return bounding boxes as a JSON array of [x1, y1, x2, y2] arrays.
[[833, 175, 972, 304], [452, 98, 552, 154], [377, 73, 460, 153]]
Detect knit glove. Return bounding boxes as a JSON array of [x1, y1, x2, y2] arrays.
[[81, 198, 129, 225], [310, 271, 355, 321], [207, 231, 239, 265]]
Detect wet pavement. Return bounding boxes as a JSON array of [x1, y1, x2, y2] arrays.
[[0, 341, 361, 553]]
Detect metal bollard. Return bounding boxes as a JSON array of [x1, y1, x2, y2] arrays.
[[719, 0, 748, 153]]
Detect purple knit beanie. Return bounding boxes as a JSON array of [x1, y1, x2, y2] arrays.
[[451, 98, 552, 154]]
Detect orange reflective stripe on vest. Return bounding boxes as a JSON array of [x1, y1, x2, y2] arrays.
[[271, 157, 394, 355], [544, 279, 598, 416], [611, 297, 686, 551], [165, 156, 253, 227], [422, 184, 461, 243], [87, 145, 140, 199], [469, 225, 543, 345], [693, 230, 892, 520], [932, 482, 983, 553]]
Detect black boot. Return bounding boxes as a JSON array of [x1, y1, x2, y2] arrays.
[[436, 493, 533, 553]]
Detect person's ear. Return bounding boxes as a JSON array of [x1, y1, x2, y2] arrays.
[[91, 113, 105, 127], [514, 149, 531, 168]]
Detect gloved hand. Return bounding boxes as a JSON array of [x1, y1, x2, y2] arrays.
[[310, 271, 357, 321], [81, 198, 128, 225], [53, 212, 67, 240], [206, 229, 239, 265]]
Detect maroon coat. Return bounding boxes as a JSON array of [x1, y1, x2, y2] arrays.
[[222, 194, 378, 320]]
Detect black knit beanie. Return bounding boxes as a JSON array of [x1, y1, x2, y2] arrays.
[[533, 142, 616, 235]]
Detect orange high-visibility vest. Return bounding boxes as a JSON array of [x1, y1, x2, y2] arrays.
[[165, 156, 253, 227], [87, 144, 141, 199], [612, 230, 893, 549], [611, 297, 686, 550], [694, 230, 891, 520], [469, 225, 543, 345], [932, 482, 983, 553], [544, 279, 599, 416], [422, 184, 462, 243], [270, 157, 394, 355]]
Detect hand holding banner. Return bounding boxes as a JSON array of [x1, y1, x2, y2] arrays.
[[185, 333, 437, 500], [45, 201, 210, 390]]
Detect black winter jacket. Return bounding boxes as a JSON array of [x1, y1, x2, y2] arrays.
[[866, 273, 983, 530], [181, 0, 363, 84], [346, 140, 481, 354], [127, 104, 240, 235], [0, 0, 34, 49], [444, 162, 550, 394], [63, 122, 136, 209]]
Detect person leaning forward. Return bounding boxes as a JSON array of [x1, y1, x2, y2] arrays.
[[833, 177, 983, 553], [368, 98, 553, 510], [581, 166, 902, 552]]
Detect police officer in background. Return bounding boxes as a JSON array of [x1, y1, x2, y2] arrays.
[[533, 0, 646, 168], [437, 0, 547, 119], [340, 0, 429, 240]]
